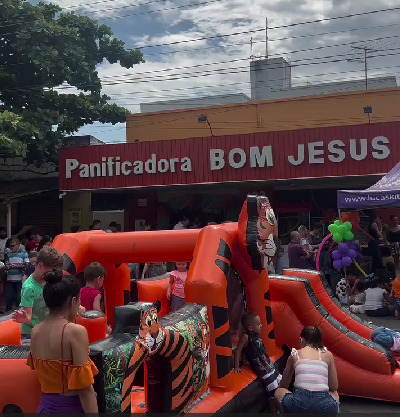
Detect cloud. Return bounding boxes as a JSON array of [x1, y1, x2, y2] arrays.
[[48, 0, 399, 140]]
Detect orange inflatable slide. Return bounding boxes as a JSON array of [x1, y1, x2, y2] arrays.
[[0, 195, 399, 414]]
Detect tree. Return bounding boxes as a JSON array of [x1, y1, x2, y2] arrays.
[[0, 0, 144, 166]]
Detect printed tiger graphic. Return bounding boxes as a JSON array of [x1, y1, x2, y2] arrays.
[[199, 322, 210, 379], [121, 303, 194, 413], [256, 196, 278, 268]]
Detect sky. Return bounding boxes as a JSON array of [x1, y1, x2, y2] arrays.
[[30, 0, 400, 143]]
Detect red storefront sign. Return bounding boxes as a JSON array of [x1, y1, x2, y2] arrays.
[[59, 121, 400, 191]]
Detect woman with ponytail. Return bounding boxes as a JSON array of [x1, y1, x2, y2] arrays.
[[275, 326, 339, 414], [27, 269, 98, 414]]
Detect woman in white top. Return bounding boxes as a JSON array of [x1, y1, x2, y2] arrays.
[[364, 278, 394, 317], [275, 326, 339, 414]]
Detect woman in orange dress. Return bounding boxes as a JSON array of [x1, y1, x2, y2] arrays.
[[27, 269, 98, 414]]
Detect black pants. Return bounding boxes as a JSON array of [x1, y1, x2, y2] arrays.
[[5, 281, 22, 310], [368, 240, 383, 271]]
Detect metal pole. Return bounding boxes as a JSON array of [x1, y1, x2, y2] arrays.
[[7, 203, 12, 237], [364, 47, 368, 90], [265, 17, 268, 58]]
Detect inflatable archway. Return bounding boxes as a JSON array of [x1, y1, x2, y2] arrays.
[[2, 195, 400, 414]]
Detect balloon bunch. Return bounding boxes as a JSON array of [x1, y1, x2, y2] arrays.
[[328, 220, 354, 243], [332, 242, 362, 271]]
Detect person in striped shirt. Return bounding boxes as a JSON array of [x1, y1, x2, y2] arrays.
[[275, 326, 339, 414]]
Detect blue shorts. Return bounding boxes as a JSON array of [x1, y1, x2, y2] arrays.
[[395, 298, 400, 312], [282, 388, 339, 414]]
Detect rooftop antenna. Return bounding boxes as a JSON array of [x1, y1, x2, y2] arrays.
[[265, 17, 268, 59], [250, 37, 254, 60], [347, 45, 379, 90]]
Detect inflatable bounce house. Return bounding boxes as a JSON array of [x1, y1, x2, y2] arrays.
[[0, 195, 400, 414]]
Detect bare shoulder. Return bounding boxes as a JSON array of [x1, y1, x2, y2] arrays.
[[322, 349, 334, 362], [66, 323, 89, 340]]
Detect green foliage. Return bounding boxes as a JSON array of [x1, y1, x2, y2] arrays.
[[0, 0, 144, 165]]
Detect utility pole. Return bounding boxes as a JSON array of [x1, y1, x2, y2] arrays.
[[265, 17, 268, 59], [347, 45, 378, 90]]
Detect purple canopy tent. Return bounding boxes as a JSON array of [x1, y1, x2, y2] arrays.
[[337, 163, 400, 209]]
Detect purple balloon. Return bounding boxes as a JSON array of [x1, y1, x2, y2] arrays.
[[342, 256, 352, 267], [338, 243, 348, 255], [356, 252, 363, 261], [348, 243, 357, 250], [333, 259, 343, 270], [332, 250, 342, 260], [347, 249, 357, 260]]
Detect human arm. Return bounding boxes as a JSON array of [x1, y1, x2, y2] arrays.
[[234, 333, 248, 372], [166, 274, 174, 300], [326, 351, 339, 392], [13, 285, 35, 323], [279, 355, 295, 389], [141, 263, 148, 279], [70, 325, 99, 414], [372, 222, 383, 240], [384, 289, 393, 303], [92, 293, 102, 312]]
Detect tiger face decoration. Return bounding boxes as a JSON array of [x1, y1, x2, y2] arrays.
[[139, 306, 165, 354], [238, 194, 278, 271], [256, 196, 278, 268], [199, 322, 210, 379]]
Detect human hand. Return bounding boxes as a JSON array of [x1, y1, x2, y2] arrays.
[[234, 367, 243, 373], [13, 309, 29, 323], [78, 305, 86, 316], [166, 289, 171, 300]]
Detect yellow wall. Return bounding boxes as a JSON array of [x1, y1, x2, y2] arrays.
[[62, 191, 91, 233], [126, 88, 400, 142]]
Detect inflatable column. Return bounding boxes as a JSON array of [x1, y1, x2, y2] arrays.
[[102, 263, 131, 327], [236, 195, 278, 356], [185, 225, 234, 391]]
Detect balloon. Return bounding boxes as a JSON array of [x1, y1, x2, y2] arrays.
[[344, 231, 354, 241], [344, 221, 352, 231], [334, 220, 341, 226], [333, 233, 343, 243], [349, 242, 357, 250], [338, 225, 346, 234], [348, 249, 357, 259], [328, 224, 338, 234], [342, 256, 352, 267], [332, 250, 342, 260], [333, 259, 343, 270], [356, 252, 363, 261], [338, 243, 348, 254]]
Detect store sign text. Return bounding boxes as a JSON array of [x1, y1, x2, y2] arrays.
[[65, 136, 390, 179]]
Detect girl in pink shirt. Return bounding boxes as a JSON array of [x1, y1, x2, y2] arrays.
[[167, 262, 188, 312]]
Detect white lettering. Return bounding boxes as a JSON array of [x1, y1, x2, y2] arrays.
[[308, 141, 324, 164], [181, 157, 192, 172], [89, 163, 101, 177], [133, 161, 143, 174], [350, 139, 368, 161], [79, 164, 89, 178], [107, 157, 114, 176], [145, 154, 157, 174], [121, 161, 132, 175], [288, 144, 305, 166], [66, 159, 79, 178], [372, 136, 390, 160], [170, 158, 179, 173], [101, 157, 107, 177], [115, 157, 121, 176], [158, 159, 169, 173], [229, 148, 246, 169], [250, 146, 273, 168], [328, 140, 345, 163], [210, 149, 225, 170]]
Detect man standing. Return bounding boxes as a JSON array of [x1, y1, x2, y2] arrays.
[[288, 231, 310, 269], [0, 227, 7, 262]]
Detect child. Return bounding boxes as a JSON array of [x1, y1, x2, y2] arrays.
[[234, 312, 282, 412], [80, 262, 106, 312], [349, 281, 366, 314], [167, 262, 188, 312], [371, 327, 400, 355], [5, 238, 28, 311], [23, 251, 37, 284], [391, 270, 400, 319], [80, 262, 112, 334], [13, 247, 63, 343]]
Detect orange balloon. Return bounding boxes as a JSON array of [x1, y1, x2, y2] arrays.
[[341, 212, 360, 225]]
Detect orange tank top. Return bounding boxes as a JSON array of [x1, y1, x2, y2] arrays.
[[26, 323, 98, 394]]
